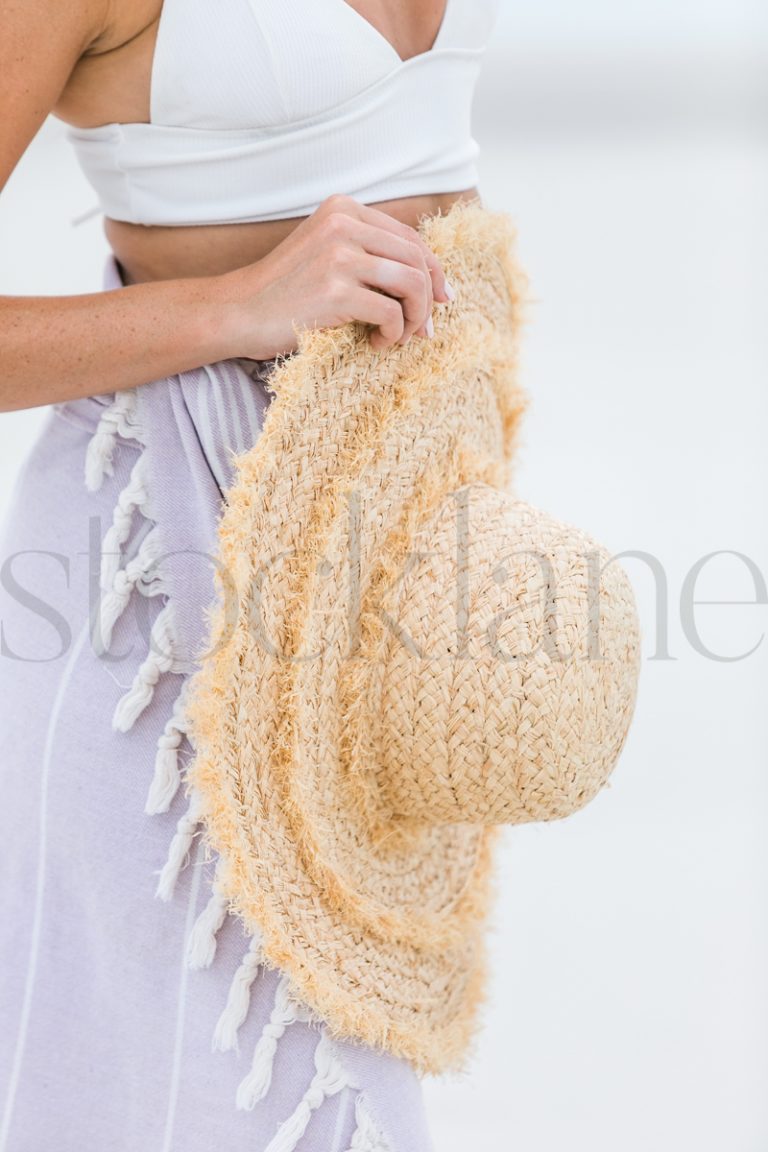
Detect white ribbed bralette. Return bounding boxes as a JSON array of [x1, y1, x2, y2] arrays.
[[66, 0, 501, 226]]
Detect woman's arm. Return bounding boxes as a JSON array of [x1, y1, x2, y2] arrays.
[[0, 280, 238, 411], [1, 0, 232, 409], [1, 0, 449, 413]]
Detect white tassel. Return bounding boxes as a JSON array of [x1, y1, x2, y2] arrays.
[[112, 601, 179, 732], [212, 931, 265, 1052], [260, 1030, 353, 1150], [144, 677, 191, 815], [84, 389, 141, 492], [235, 973, 313, 1110], [186, 885, 229, 971], [99, 451, 151, 592], [154, 790, 204, 901], [99, 525, 166, 652], [346, 1092, 392, 1152]]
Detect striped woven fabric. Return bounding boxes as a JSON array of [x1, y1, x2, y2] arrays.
[[0, 252, 435, 1152]]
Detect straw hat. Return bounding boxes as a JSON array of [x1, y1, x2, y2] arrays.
[[184, 199, 640, 1075]]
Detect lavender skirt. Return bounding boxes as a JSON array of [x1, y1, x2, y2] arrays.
[[0, 256, 436, 1152]]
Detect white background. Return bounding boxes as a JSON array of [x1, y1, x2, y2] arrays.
[[1, 2, 766, 1149]]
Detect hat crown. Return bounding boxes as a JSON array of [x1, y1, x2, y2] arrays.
[[375, 484, 640, 826]]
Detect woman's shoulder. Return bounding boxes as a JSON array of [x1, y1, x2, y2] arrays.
[[0, 0, 113, 192]]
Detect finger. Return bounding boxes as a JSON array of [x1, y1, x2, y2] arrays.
[[314, 194, 448, 309], [346, 285, 406, 349], [355, 254, 429, 345], [352, 202, 450, 303], [346, 221, 434, 337]]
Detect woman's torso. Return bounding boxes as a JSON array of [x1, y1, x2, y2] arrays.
[[53, 0, 481, 285]]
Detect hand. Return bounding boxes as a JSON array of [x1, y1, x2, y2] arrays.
[[215, 193, 454, 361]]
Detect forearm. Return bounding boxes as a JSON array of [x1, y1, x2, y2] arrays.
[[0, 275, 235, 412], [0, 194, 454, 414]]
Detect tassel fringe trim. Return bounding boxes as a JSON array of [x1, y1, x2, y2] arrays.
[[185, 885, 229, 971], [99, 450, 152, 594], [212, 931, 265, 1053], [99, 523, 168, 651], [260, 1030, 352, 1152], [144, 676, 191, 815], [85, 388, 143, 492], [83, 388, 396, 1144], [346, 1092, 395, 1152], [235, 972, 314, 1107]]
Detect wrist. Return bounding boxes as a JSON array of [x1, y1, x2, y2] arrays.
[[201, 265, 271, 363]]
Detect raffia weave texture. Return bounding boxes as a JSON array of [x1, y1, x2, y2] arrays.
[[183, 198, 640, 1076]]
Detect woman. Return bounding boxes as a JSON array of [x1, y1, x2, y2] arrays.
[[0, 2, 501, 1150]]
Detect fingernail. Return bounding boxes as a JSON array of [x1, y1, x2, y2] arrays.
[[426, 315, 435, 338], [444, 280, 456, 301]]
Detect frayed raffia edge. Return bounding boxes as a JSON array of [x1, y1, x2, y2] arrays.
[[180, 198, 532, 1076], [83, 375, 394, 1146]]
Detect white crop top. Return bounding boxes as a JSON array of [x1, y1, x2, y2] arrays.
[[66, 0, 500, 226]]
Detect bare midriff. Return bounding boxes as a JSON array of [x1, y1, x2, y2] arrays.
[[104, 187, 482, 286]]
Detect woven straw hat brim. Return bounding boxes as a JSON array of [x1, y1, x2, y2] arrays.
[[184, 201, 538, 1073]]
